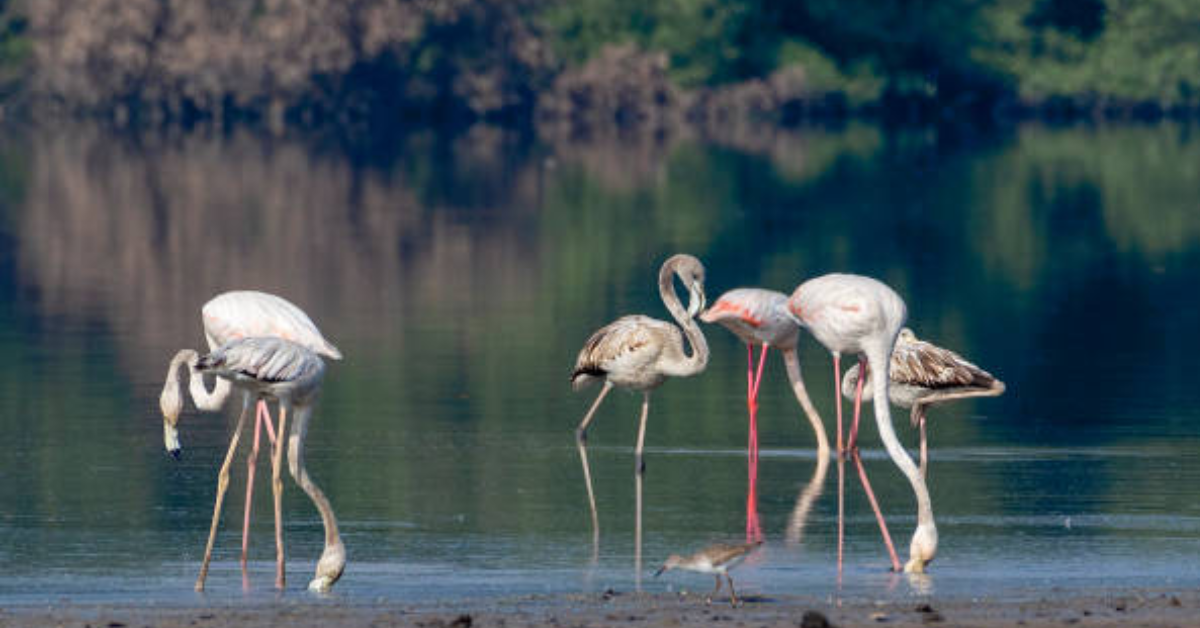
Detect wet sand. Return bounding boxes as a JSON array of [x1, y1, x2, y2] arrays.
[[5, 588, 1199, 628]]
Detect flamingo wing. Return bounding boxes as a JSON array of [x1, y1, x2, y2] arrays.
[[202, 291, 342, 360], [891, 335, 997, 390], [571, 315, 670, 389]]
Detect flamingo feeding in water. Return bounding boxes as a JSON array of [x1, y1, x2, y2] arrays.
[[787, 273, 937, 574], [159, 290, 341, 590], [842, 327, 1005, 479], [192, 336, 344, 593], [571, 253, 709, 578], [699, 288, 830, 541]]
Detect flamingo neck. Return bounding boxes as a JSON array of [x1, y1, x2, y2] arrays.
[[189, 362, 232, 411], [287, 404, 341, 547], [866, 342, 934, 530], [658, 263, 708, 377], [782, 348, 830, 460]]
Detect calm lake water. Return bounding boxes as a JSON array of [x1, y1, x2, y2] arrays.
[[2, 122, 1200, 606]]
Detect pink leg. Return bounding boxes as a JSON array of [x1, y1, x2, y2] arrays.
[[745, 345, 767, 542], [847, 358, 867, 452], [242, 400, 276, 570], [851, 450, 902, 571], [833, 353, 844, 580], [848, 358, 901, 572]]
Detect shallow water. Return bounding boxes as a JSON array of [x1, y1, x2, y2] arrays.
[[2, 122, 1200, 606]]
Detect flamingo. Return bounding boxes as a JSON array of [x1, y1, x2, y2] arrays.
[[571, 253, 709, 579], [699, 288, 829, 541], [192, 336, 345, 593], [158, 290, 341, 590], [842, 328, 1005, 479], [787, 273, 936, 574]]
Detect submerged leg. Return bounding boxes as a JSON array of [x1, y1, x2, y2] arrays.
[[196, 396, 251, 592], [576, 381, 615, 444], [271, 404, 290, 589]]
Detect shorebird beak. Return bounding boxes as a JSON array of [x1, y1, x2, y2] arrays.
[[654, 565, 667, 577]]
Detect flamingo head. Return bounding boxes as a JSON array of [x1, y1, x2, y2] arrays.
[[308, 539, 347, 593], [904, 523, 938, 574], [654, 554, 684, 577], [159, 368, 185, 460]]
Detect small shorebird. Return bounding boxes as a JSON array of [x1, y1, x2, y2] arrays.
[[787, 274, 936, 574], [841, 328, 1005, 478], [699, 287, 829, 542], [192, 336, 345, 593], [159, 290, 341, 588], [571, 254, 709, 578], [655, 541, 763, 607]]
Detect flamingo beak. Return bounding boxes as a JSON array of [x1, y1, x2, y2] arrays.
[[654, 565, 668, 577], [163, 420, 182, 460], [687, 282, 705, 317]]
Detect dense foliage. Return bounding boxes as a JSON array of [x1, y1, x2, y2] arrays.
[[0, 0, 1197, 124]]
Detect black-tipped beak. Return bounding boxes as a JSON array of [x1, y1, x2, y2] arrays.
[[654, 566, 666, 578], [169, 448, 182, 461]]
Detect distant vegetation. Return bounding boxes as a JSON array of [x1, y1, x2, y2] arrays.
[[0, 0, 1197, 127]]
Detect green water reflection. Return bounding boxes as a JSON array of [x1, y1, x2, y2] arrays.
[[1, 122, 1200, 598]]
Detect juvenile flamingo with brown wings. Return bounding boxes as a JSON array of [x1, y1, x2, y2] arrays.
[[571, 254, 709, 577], [842, 328, 1005, 478]]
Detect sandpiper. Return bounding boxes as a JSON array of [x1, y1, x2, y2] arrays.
[[654, 541, 762, 606]]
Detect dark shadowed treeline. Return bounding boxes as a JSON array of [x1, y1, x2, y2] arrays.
[[1, 0, 1199, 126]]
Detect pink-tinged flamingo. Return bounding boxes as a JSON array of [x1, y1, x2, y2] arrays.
[[787, 274, 936, 574], [699, 288, 830, 541], [193, 336, 344, 593], [571, 254, 709, 580], [842, 327, 1005, 479], [159, 290, 341, 590]]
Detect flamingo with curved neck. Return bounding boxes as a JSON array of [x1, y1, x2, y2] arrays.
[[570, 253, 709, 581]]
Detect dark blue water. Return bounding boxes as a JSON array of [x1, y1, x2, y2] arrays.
[[2, 122, 1200, 605]]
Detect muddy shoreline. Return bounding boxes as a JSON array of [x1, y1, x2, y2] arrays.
[[5, 588, 1199, 628]]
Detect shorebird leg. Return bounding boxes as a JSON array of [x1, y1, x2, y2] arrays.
[[832, 352, 845, 580], [707, 574, 723, 605], [726, 574, 740, 607], [576, 381, 614, 444], [196, 396, 250, 592], [271, 404, 291, 589], [242, 399, 278, 571]]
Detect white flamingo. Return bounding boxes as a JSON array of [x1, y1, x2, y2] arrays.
[[159, 290, 341, 590], [842, 327, 1005, 478], [192, 336, 344, 593], [787, 273, 936, 574], [571, 253, 709, 578]]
